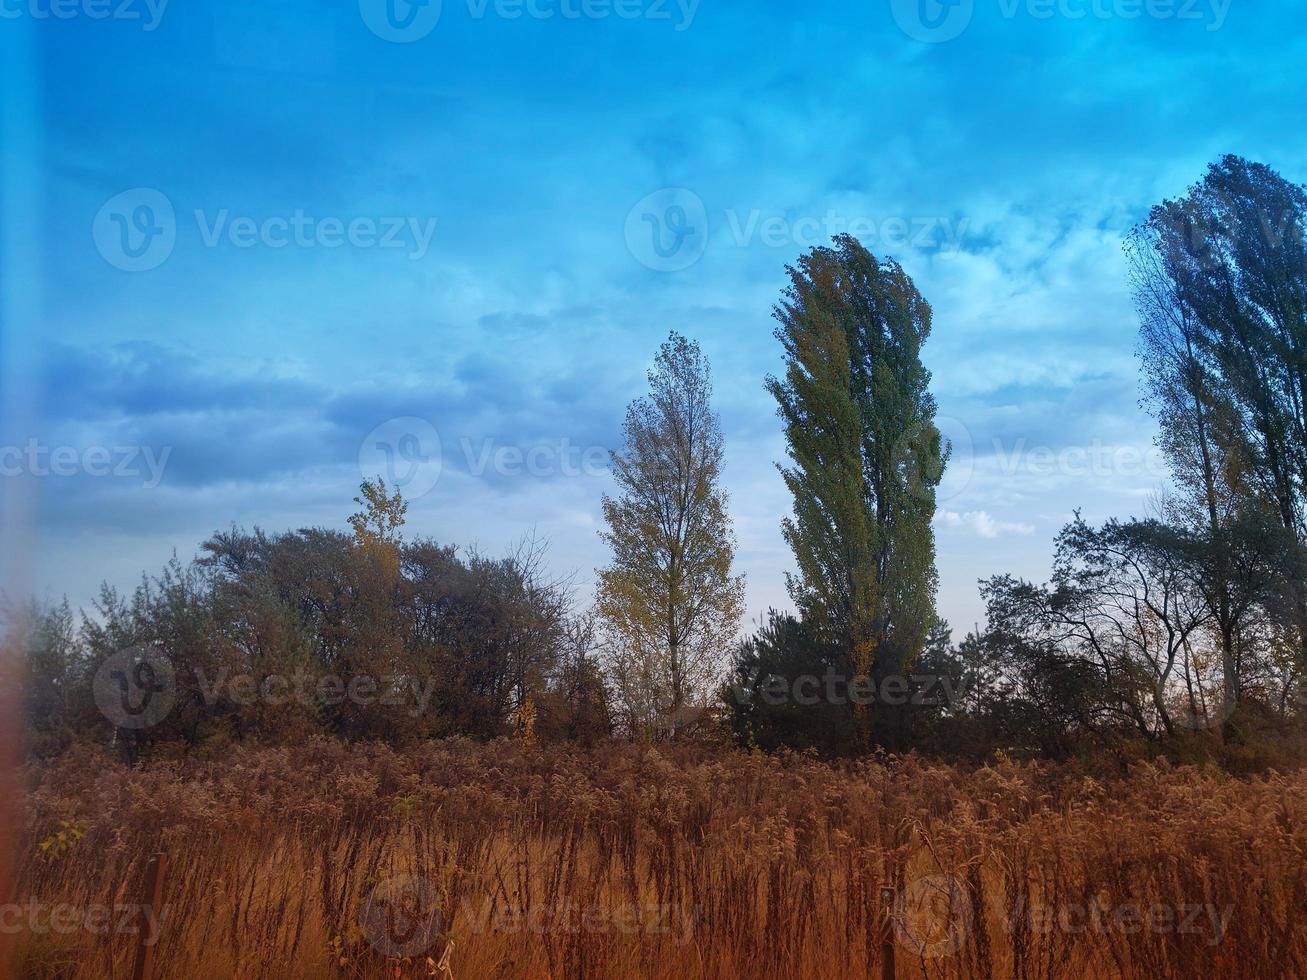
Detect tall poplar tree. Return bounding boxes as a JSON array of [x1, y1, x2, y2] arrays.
[[597, 333, 745, 737], [1132, 155, 1307, 672], [766, 234, 946, 703]]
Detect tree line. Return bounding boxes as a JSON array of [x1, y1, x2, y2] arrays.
[[733, 156, 1307, 765], [9, 154, 1307, 767]]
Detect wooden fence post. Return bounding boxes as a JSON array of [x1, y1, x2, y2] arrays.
[[131, 852, 168, 980]]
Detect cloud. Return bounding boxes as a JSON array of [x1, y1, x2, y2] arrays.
[[25, 0, 1307, 636], [936, 510, 1036, 540], [34, 339, 627, 492]]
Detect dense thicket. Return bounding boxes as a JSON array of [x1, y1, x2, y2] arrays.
[[11, 502, 610, 759]]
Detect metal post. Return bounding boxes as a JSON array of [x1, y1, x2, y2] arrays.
[[131, 852, 168, 980]]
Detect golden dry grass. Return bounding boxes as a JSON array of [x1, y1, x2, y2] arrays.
[[9, 739, 1307, 978]]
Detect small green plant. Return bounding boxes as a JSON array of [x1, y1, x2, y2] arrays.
[[391, 794, 422, 820], [37, 818, 86, 863]]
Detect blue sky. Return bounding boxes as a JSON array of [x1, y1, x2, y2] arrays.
[[2, 0, 1304, 637]]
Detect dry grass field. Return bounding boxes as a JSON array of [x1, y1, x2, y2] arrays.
[[9, 739, 1307, 979]]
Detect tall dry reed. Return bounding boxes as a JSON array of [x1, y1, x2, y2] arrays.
[[10, 739, 1306, 978]]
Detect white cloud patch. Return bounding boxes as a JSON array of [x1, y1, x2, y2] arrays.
[[936, 510, 1036, 540]]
